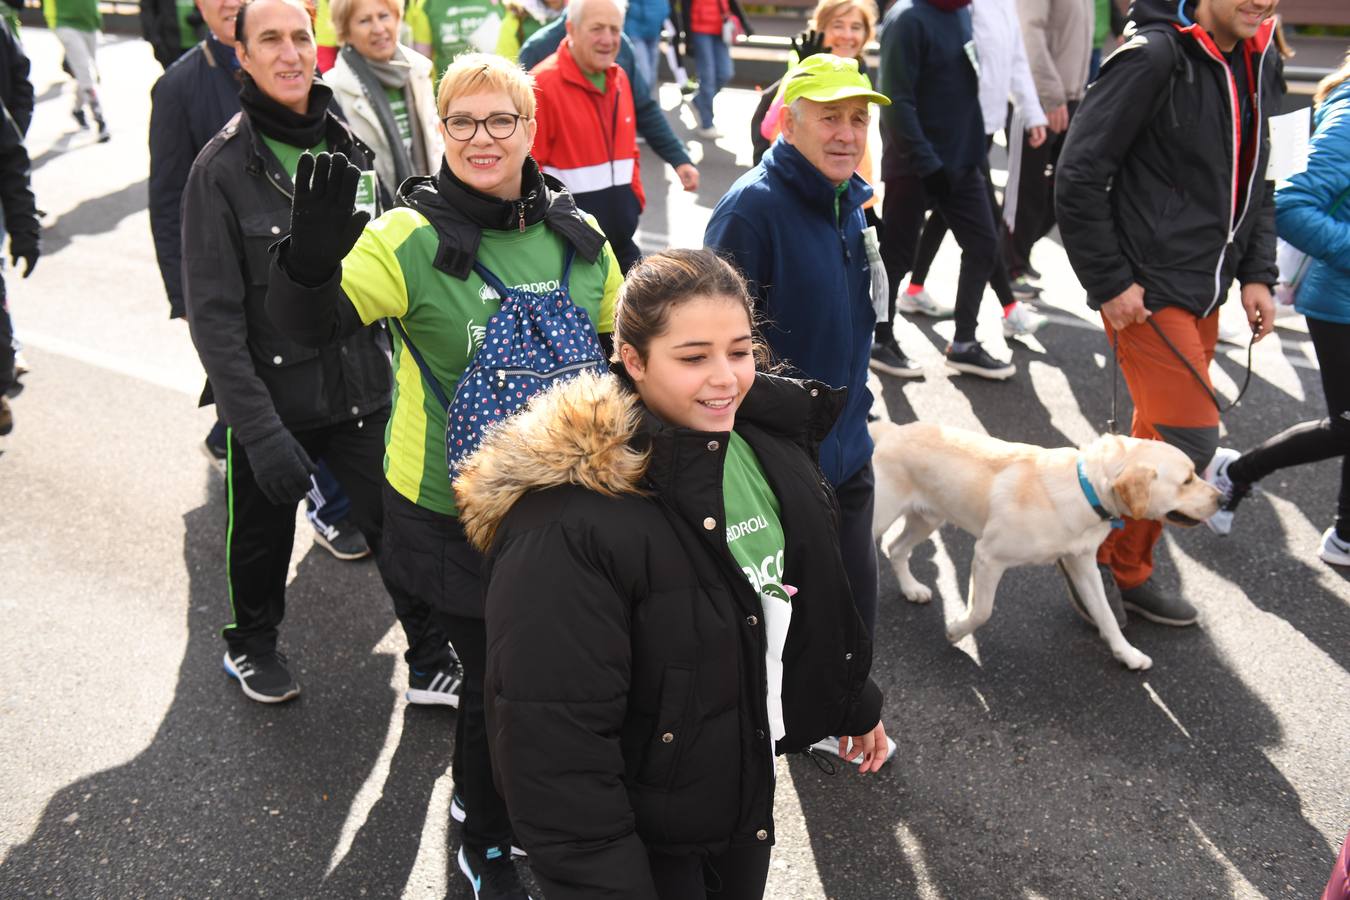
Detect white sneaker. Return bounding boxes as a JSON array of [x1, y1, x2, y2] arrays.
[[808, 735, 898, 767], [1319, 527, 1350, 566], [1202, 447, 1242, 536], [896, 288, 954, 318], [694, 125, 720, 139], [1001, 301, 1048, 338]]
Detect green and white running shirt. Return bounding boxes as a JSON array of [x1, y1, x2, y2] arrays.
[[341, 206, 620, 515], [723, 431, 792, 743]]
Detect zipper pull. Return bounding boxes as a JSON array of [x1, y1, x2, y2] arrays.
[[496, 369, 507, 389], [516, 200, 526, 233]]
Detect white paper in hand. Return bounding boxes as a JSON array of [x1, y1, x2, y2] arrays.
[[1266, 107, 1311, 184]]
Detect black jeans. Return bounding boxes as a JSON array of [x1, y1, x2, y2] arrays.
[[223, 408, 451, 673], [380, 486, 514, 854], [911, 138, 1015, 309], [649, 843, 771, 900], [1228, 317, 1350, 538], [879, 167, 997, 345], [1003, 102, 1076, 277], [0, 270, 13, 396], [835, 461, 879, 636]]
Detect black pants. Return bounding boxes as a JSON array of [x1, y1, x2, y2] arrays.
[[880, 167, 997, 344], [911, 138, 1015, 310], [223, 408, 451, 673], [1228, 317, 1350, 538], [380, 486, 514, 854], [835, 461, 879, 636], [0, 270, 13, 396], [1003, 102, 1076, 277], [649, 843, 771, 900]]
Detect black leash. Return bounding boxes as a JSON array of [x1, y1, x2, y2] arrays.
[[1107, 317, 1257, 436]]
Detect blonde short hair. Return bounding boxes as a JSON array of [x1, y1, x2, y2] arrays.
[[810, 0, 877, 55], [436, 52, 537, 119], [330, 0, 403, 44]]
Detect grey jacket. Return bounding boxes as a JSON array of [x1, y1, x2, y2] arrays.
[[181, 110, 391, 445], [1016, 0, 1093, 109]]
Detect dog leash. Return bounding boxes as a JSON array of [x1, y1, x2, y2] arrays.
[[1107, 316, 1257, 435]]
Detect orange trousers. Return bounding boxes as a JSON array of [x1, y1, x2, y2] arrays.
[[1098, 307, 1220, 590]]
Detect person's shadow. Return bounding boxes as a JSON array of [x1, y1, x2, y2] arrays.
[[0, 503, 459, 898]]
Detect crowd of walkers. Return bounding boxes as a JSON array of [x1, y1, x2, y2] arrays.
[[3, 0, 1350, 895]]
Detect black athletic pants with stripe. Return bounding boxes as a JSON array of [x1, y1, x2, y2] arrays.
[[223, 406, 453, 674]]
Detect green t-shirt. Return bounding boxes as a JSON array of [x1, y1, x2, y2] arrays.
[[42, 0, 100, 32], [385, 87, 415, 155], [408, 0, 497, 77], [175, 0, 199, 49], [584, 70, 606, 93], [723, 432, 792, 743], [340, 206, 621, 515], [261, 136, 328, 182]]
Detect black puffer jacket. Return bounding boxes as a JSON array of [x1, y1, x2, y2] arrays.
[[454, 371, 883, 900], [181, 106, 390, 444], [1056, 0, 1281, 315]]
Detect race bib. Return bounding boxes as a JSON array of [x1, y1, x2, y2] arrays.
[[354, 170, 379, 218]]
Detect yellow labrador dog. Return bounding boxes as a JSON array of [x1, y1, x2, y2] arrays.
[[870, 422, 1221, 670]]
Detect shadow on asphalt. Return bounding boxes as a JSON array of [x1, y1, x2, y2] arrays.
[[0, 501, 469, 898], [38, 179, 149, 257]]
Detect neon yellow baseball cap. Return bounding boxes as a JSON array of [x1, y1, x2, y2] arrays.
[[782, 54, 891, 107]]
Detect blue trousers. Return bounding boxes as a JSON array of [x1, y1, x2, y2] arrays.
[[690, 32, 732, 129]]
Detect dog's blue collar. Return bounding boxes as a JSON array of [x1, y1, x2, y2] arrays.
[[1078, 457, 1125, 529]]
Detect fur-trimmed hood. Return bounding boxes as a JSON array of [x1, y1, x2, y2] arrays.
[[453, 370, 650, 553], [453, 368, 846, 553]]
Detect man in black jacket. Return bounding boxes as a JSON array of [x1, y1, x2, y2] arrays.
[[151, 0, 372, 562], [182, 0, 458, 703], [0, 103, 39, 435], [1055, 0, 1279, 626]]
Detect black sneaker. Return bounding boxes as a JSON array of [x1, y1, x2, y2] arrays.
[[72, 107, 88, 129], [869, 339, 924, 378], [1120, 581, 1198, 627], [1022, 263, 1043, 281], [1057, 560, 1126, 630], [457, 845, 532, 899], [223, 650, 301, 703], [95, 117, 110, 143], [202, 435, 227, 478], [407, 661, 463, 707], [452, 795, 529, 857], [1009, 276, 1041, 298], [311, 517, 371, 561], [945, 342, 1016, 380]]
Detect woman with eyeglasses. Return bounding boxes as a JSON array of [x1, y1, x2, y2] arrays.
[[324, 0, 442, 199], [267, 52, 622, 899]]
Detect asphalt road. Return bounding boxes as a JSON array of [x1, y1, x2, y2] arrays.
[[1, 29, 1347, 900]]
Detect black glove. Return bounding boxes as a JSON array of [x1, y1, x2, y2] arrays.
[[9, 234, 37, 278], [286, 151, 371, 286], [922, 168, 951, 199], [790, 28, 829, 61], [243, 428, 316, 506]]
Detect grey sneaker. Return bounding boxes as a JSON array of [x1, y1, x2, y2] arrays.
[[1203, 447, 1250, 536], [1120, 581, 1197, 626], [311, 517, 372, 561], [1001, 300, 1048, 338], [1319, 527, 1350, 566], [1057, 560, 1126, 630], [896, 287, 954, 318]]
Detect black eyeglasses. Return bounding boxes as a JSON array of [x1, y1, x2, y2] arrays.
[[441, 113, 527, 142]]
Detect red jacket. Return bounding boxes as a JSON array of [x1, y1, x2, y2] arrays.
[[531, 40, 645, 211]]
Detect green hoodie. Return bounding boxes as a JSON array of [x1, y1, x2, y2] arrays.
[[43, 0, 101, 33]]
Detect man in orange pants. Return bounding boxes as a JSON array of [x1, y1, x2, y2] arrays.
[[1055, 0, 1280, 625]]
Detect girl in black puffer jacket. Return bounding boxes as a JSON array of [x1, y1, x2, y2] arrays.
[[454, 248, 887, 900]]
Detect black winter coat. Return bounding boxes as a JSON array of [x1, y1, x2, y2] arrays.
[[1055, 0, 1281, 315], [0, 19, 32, 136], [454, 371, 883, 900], [181, 108, 390, 445], [0, 102, 37, 254], [149, 36, 243, 318]]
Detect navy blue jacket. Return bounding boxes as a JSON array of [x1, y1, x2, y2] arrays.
[[149, 36, 242, 318], [704, 139, 876, 487], [519, 14, 692, 170], [1277, 81, 1350, 325], [878, 0, 985, 181]]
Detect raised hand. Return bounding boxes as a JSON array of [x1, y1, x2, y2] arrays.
[[285, 151, 372, 286]]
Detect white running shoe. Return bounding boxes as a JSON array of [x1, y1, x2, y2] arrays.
[[809, 735, 898, 767], [1202, 447, 1242, 536], [1319, 527, 1350, 566], [1001, 301, 1048, 338], [896, 288, 954, 318]]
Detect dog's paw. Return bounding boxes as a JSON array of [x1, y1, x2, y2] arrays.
[[946, 621, 973, 643], [900, 583, 933, 604], [1116, 647, 1153, 671]]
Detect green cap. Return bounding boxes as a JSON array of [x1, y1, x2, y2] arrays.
[[782, 54, 891, 107]]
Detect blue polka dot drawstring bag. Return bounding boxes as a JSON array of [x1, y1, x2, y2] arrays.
[[390, 245, 606, 481]]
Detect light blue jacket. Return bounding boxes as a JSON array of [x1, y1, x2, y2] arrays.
[[1276, 80, 1350, 324]]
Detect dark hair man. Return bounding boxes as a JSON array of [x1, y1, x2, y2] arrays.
[[1055, 0, 1280, 626]]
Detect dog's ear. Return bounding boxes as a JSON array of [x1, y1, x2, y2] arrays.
[[1112, 463, 1157, 519]]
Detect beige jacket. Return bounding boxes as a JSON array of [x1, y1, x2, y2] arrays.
[[324, 45, 442, 196], [1016, 0, 1094, 109]]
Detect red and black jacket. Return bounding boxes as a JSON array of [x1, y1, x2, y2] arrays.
[[1055, 0, 1282, 316]]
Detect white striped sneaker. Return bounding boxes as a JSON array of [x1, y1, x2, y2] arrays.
[[407, 662, 463, 707]]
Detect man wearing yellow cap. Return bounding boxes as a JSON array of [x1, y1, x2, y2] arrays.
[[706, 53, 891, 643]]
